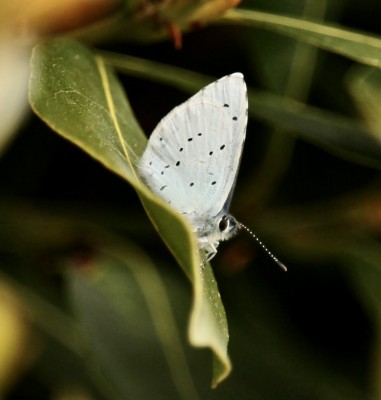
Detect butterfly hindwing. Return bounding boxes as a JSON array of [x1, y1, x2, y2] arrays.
[[139, 73, 248, 220]]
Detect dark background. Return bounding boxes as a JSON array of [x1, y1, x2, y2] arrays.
[[2, 0, 381, 399]]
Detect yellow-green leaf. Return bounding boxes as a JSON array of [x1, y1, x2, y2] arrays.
[[102, 52, 381, 168], [221, 9, 381, 68], [347, 65, 381, 143], [67, 244, 201, 400], [29, 38, 231, 387]]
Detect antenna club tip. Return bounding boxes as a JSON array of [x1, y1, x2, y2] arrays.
[[239, 222, 287, 271], [278, 262, 287, 272]]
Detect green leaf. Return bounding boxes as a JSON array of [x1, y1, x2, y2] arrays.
[[102, 52, 381, 168], [221, 9, 381, 68], [66, 245, 201, 400], [347, 65, 381, 143], [243, 1, 328, 96], [247, 91, 381, 168], [29, 38, 231, 387], [341, 240, 381, 399]]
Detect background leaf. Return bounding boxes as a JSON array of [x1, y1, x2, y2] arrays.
[[222, 8, 381, 68], [102, 51, 381, 169], [66, 243, 201, 400], [347, 65, 381, 143]]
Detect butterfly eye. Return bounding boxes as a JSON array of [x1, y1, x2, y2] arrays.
[[218, 216, 229, 232]]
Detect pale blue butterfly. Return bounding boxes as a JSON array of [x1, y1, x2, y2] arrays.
[[139, 73, 286, 270]]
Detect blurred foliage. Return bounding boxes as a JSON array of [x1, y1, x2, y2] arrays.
[[1, 0, 381, 398]]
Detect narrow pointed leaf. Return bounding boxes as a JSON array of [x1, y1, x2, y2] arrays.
[[347, 65, 381, 143], [67, 245, 201, 400], [29, 38, 230, 386], [102, 52, 381, 168], [222, 9, 381, 68]]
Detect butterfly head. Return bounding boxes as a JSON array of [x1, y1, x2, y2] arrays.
[[196, 213, 240, 263], [195, 214, 287, 270]]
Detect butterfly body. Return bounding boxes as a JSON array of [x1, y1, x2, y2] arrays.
[[139, 73, 248, 261]]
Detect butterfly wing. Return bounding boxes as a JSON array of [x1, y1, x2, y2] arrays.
[[139, 73, 248, 223]]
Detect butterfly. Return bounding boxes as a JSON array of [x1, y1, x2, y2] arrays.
[[139, 73, 286, 270]]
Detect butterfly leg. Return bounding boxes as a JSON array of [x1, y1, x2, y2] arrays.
[[202, 241, 219, 261], [198, 246, 216, 268]]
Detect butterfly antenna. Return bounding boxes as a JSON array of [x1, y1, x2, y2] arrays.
[[239, 223, 287, 272]]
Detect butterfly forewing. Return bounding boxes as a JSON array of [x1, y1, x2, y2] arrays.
[[192, 73, 247, 149]]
